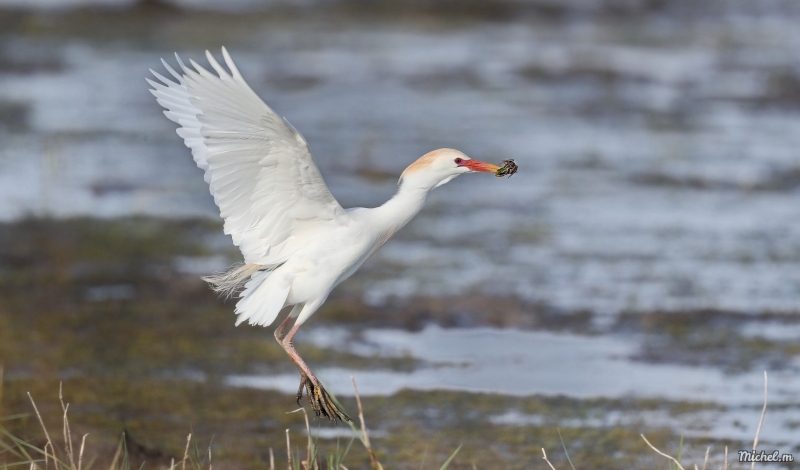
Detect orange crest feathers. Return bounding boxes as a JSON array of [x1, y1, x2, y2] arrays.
[[399, 148, 458, 183]]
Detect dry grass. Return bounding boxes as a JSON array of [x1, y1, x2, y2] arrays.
[[0, 370, 777, 469], [0, 348, 771, 470], [0, 377, 461, 470]]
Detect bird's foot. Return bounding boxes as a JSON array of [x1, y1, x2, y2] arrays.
[[296, 373, 351, 422]]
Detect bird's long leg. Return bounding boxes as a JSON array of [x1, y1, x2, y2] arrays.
[[273, 315, 308, 407], [273, 313, 294, 342], [274, 319, 351, 422]]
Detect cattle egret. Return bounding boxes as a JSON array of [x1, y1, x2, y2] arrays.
[[148, 48, 512, 421]]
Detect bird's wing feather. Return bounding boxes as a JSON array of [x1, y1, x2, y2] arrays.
[[148, 48, 348, 265]]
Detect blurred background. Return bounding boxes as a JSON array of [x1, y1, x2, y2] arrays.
[[1, 0, 800, 468]]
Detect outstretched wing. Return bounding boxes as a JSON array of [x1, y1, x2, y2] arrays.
[[148, 48, 348, 265]]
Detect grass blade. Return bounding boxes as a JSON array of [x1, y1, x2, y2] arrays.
[[557, 428, 575, 470], [438, 445, 462, 470]]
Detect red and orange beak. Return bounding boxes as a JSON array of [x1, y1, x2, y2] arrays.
[[459, 158, 500, 173]]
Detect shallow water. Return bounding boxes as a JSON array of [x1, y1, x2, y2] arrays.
[[2, 3, 800, 317], [227, 325, 799, 444]]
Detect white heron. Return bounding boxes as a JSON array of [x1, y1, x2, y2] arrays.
[[148, 47, 515, 421]]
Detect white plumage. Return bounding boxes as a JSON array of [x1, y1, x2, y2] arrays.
[[148, 48, 504, 420], [149, 49, 344, 268]]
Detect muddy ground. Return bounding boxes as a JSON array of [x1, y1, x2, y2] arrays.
[[1, 218, 793, 469]]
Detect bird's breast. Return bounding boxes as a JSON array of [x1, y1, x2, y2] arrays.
[[283, 225, 379, 304]]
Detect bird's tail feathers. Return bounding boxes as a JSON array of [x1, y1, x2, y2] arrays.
[[202, 262, 265, 298], [234, 270, 293, 327]]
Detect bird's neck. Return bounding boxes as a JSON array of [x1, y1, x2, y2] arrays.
[[371, 182, 429, 237]]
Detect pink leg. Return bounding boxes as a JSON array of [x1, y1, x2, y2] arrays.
[[274, 316, 350, 421], [273, 313, 294, 342]]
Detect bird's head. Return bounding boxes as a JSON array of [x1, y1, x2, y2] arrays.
[[398, 148, 500, 190]]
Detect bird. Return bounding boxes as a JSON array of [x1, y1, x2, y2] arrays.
[[147, 47, 511, 421]]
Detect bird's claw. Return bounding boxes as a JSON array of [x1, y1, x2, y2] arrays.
[[296, 376, 306, 407], [297, 373, 351, 422]]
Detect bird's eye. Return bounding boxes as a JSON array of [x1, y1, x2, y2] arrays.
[[454, 158, 463, 164]]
